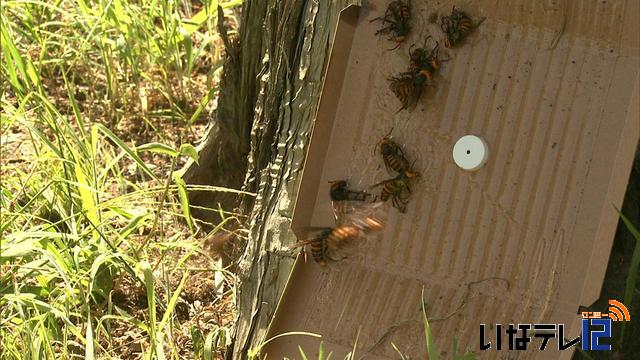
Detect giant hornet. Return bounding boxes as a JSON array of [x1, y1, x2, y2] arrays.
[[389, 39, 443, 111], [408, 37, 442, 76], [329, 180, 371, 202], [371, 175, 412, 213], [377, 135, 420, 178], [388, 70, 428, 111], [292, 216, 384, 266], [440, 6, 484, 48], [330, 180, 373, 225], [370, 0, 412, 49]]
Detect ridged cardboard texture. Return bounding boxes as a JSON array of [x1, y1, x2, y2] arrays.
[[264, 1, 640, 358]]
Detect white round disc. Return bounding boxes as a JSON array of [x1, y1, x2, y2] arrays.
[[453, 135, 488, 171]]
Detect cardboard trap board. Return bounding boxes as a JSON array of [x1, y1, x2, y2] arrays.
[[264, 0, 639, 359]]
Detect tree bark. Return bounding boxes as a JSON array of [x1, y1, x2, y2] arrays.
[[181, 0, 359, 358]]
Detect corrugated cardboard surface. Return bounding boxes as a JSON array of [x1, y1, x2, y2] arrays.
[[264, 0, 640, 358]]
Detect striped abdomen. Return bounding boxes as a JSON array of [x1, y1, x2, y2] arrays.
[[310, 229, 332, 266], [389, 76, 414, 110], [381, 141, 419, 178], [379, 178, 404, 201], [384, 152, 409, 174], [458, 17, 473, 35], [382, 179, 402, 196], [326, 226, 361, 250], [377, 177, 411, 212]]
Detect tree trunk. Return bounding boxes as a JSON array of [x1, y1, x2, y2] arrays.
[[181, 0, 359, 357]]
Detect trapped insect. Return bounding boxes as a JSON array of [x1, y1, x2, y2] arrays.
[[370, 0, 412, 49], [377, 135, 420, 178], [389, 39, 443, 111], [292, 217, 384, 266], [388, 70, 430, 111], [329, 180, 371, 202], [440, 5, 484, 48], [371, 175, 413, 213], [408, 37, 442, 77]]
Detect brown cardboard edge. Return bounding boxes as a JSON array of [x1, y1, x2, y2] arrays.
[[557, 74, 639, 360], [263, 3, 361, 348], [582, 75, 640, 303], [290, 4, 361, 236]]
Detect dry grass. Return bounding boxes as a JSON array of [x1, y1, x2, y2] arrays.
[[1, 0, 244, 358]]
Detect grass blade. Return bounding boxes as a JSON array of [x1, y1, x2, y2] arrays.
[[421, 287, 439, 360], [298, 346, 309, 360], [158, 271, 189, 331], [94, 124, 157, 180], [137, 142, 178, 157], [318, 341, 324, 360], [85, 312, 95, 360], [203, 328, 218, 360], [73, 160, 99, 226], [142, 260, 165, 360], [174, 174, 193, 232], [179, 143, 199, 164]]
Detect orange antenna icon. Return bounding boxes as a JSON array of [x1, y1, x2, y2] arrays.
[[605, 300, 631, 321]]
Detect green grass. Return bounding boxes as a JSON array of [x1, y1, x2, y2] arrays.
[[1, 0, 245, 358], [1, 0, 242, 130]]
